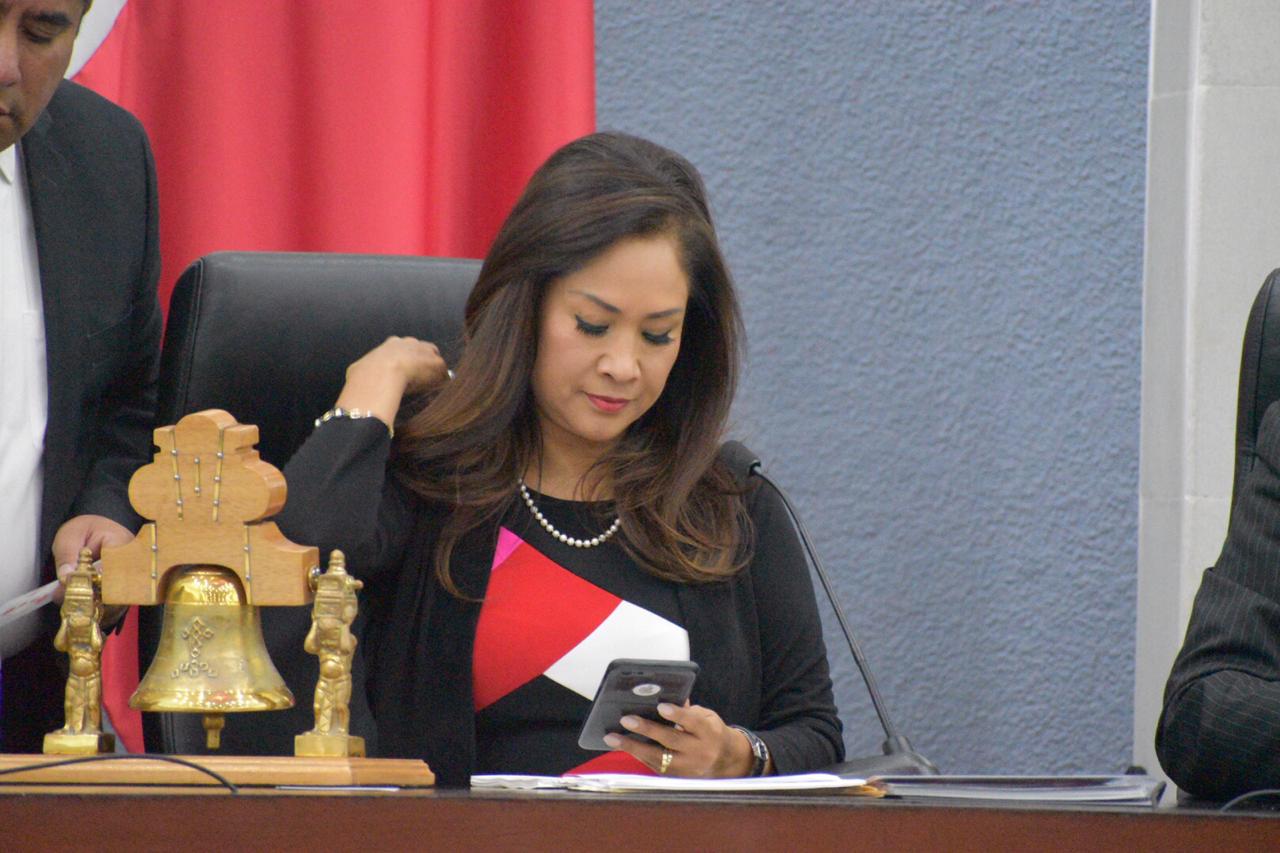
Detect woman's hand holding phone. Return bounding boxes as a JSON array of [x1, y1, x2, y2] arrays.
[[603, 701, 757, 778], [578, 659, 759, 778]]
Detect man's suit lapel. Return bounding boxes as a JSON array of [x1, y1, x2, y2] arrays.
[[21, 104, 84, 562]]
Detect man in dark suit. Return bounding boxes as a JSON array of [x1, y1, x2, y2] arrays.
[[0, 0, 161, 751], [1157, 401, 1280, 800]]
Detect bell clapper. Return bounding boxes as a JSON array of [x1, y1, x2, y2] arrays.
[[204, 713, 225, 749]]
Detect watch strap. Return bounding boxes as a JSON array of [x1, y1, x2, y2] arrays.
[[730, 725, 770, 777]]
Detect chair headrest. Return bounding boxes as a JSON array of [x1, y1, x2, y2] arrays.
[[158, 251, 481, 468]]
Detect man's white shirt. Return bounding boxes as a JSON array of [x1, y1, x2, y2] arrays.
[[0, 143, 49, 659]]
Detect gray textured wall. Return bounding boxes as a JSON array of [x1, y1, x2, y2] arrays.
[[596, 0, 1149, 773]]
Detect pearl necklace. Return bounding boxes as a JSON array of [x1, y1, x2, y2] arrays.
[[518, 480, 621, 548]]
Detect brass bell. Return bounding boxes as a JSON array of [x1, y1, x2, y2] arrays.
[[131, 565, 294, 749]]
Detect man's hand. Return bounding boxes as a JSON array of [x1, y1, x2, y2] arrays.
[[51, 515, 132, 626], [52, 514, 133, 571]]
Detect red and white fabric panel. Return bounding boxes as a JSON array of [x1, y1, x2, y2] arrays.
[[475, 528, 689, 776], [474, 527, 690, 711]]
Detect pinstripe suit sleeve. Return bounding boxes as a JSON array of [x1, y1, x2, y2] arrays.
[[1157, 401, 1280, 800]]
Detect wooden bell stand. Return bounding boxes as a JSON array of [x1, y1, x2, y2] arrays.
[[0, 410, 433, 792]]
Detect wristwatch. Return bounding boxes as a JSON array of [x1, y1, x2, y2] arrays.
[[731, 725, 770, 777]]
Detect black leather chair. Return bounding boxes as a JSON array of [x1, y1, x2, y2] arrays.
[[1233, 268, 1280, 509], [142, 251, 480, 754]]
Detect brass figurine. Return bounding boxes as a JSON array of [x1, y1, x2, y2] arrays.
[[43, 549, 115, 755], [295, 550, 365, 757]]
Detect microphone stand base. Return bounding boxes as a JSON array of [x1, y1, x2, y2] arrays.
[[824, 749, 939, 779]]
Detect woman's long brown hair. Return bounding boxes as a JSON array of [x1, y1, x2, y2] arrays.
[[394, 132, 750, 593]]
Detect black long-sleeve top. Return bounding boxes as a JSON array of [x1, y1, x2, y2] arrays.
[[277, 417, 844, 786]]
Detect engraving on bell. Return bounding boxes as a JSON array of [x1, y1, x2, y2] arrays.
[[175, 617, 216, 677], [131, 566, 294, 722]]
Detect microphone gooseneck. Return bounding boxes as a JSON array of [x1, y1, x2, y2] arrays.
[[720, 441, 938, 777]]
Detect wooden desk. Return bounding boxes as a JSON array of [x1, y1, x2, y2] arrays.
[[1, 787, 1276, 851]]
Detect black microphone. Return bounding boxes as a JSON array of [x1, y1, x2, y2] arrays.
[[720, 440, 938, 778]]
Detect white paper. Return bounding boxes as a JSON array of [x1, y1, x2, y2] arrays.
[[471, 775, 571, 790], [0, 579, 60, 630], [471, 772, 867, 794]]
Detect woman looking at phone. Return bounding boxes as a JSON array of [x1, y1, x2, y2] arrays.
[[279, 132, 844, 786]]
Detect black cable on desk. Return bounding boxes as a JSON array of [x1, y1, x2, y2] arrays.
[[0, 753, 240, 794], [1219, 787, 1280, 812]]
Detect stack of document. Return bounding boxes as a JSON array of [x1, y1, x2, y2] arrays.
[[472, 772, 1165, 806], [472, 772, 878, 795], [866, 775, 1166, 806]]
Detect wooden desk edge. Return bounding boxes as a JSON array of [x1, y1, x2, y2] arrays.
[[0, 753, 433, 789]]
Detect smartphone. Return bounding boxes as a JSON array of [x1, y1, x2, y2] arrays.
[[578, 658, 700, 751]]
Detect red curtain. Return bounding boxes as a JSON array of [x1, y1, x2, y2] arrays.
[[74, 0, 595, 752], [77, 0, 595, 306]]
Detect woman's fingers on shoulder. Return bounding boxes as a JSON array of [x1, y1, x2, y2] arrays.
[[367, 338, 443, 371], [345, 337, 442, 390], [398, 337, 443, 364], [377, 335, 438, 354]]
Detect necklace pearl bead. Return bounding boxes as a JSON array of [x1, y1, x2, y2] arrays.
[[519, 480, 620, 548]]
